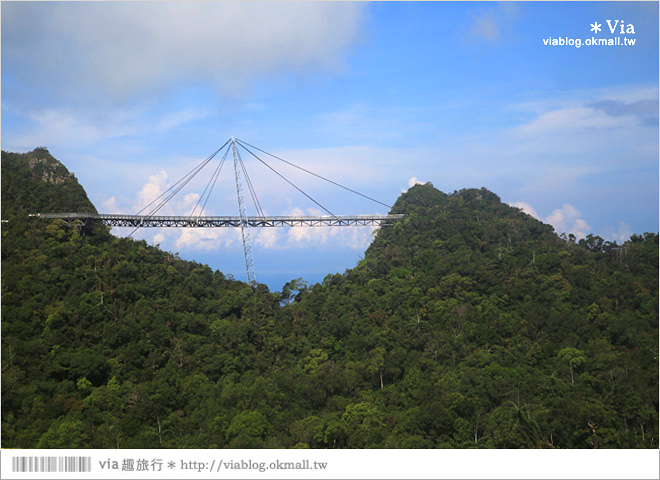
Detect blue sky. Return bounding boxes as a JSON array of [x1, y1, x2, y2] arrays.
[[2, 1, 658, 291]]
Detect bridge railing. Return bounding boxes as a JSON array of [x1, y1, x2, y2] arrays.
[[29, 212, 405, 228]]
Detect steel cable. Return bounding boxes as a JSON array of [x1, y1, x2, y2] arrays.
[[190, 145, 230, 218], [236, 138, 392, 209], [237, 142, 337, 218]]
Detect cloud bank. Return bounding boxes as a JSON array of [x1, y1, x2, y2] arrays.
[[510, 201, 592, 240], [2, 2, 365, 101]]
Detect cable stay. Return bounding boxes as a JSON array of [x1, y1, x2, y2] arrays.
[[190, 145, 231, 218], [135, 140, 230, 217], [236, 141, 338, 219], [236, 146, 265, 219], [127, 140, 231, 237], [37, 138, 403, 284], [130, 138, 393, 229], [235, 138, 393, 209]]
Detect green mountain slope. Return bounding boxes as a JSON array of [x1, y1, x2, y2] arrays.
[[290, 184, 658, 447], [1, 147, 97, 218], [1, 150, 657, 449]]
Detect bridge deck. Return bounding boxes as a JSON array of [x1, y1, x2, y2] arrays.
[[30, 213, 404, 228]]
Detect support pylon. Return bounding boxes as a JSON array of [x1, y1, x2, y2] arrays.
[[231, 138, 257, 286]]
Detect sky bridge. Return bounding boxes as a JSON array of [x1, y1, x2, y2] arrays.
[[31, 138, 403, 285], [31, 213, 404, 228]]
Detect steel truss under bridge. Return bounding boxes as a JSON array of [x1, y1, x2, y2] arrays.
[[30, 213, 404, 228], [31, 138, 404, 286]]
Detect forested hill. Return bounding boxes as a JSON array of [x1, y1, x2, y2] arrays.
[[1, 148, 97, 218], [1, 149, 658, 449]]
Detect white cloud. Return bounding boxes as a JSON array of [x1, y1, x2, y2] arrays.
[[181, 193, 201, 212], [175, 228, 238, 251], [544, 204, 579, 229], [467, 3, 518, 43], [509, 201, 540, 220], [402, 177, 424, 193], [544, 204, 592, 239], [509, 200, 594, 239], [5, 105, 215, 153], [253, 229, 283, 249], [595, 85, 659, 105], [3, 2, 365, 100], [511, 86, 658, 148], [152, 233, 165, 245], [1, 2, 366, 155], [156, 109, 213, 133], [282, 207, 375, 250], [517, 106, 637, 136], [101, 196, 121, 213], [286, 223, 376, 250], [511, 200, 643, 244], [614, 222, 633, 244], [128, 172, 239, 250], [136, 171, 169, 212], [7, 108, 134, 150], [570, 218, 591, 240], [470, 16, 500, 42]]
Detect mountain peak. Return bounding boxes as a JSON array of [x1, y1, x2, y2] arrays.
[[450, 187, 501, 204], [1, 149, 97, 218], [24, 147, 78, 185], [365, 182, 557, 281], [392, 185, 503, 216]]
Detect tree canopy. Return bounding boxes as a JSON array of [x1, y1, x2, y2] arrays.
[[2, 149, 658, 449]]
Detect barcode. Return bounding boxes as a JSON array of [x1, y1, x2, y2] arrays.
[[12, 456, 92, 473]]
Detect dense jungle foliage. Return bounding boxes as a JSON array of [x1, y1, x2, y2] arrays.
[[1, 149, 658, 449]]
